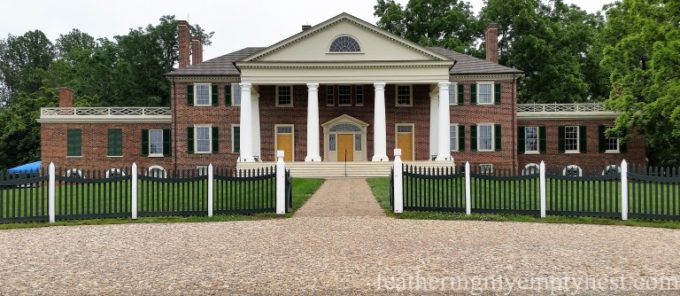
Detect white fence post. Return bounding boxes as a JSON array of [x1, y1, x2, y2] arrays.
[[208, 164, 214, 217], [621, 159, 628, 221], [465, 162, 471, 215], [276, 150, 286, 215], [393, 149, 403, 214], [48, 162, 55, 223], [131, 163, 138, 219], [540, 161, 546, 218]]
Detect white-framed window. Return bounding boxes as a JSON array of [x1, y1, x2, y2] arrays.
[[602, 165, 620, 176], [194, 125, 212, 154], [355, 86, 364, 106], [395, 85, 412, 106], [148, 165, 167, 178], [477, 82, 493, 105], [448, 82, 458, 105], [194, 83, 211, 106], [354, 134, 362, 151], [232, 83, 241, 106], [149, 129, 164, 157], [106, 168, 126, 178], [563, 165, 583, 177], [338, 85, 352, 106], [450, 124, 459, 151], [525, 126, 539, 153], [565, 126, 579, 153], [231, 124, 240, 153], [326, 86, 334, 106], [66, 168, 83, 178], [197, 166, 208, 176], [329, 134, 336, 151], [523, 163, 540, 175], [276, 85, 293, 107], [480, 164, 494, 174], [478, 124, 494, 151], [605, 136, 620, 153]]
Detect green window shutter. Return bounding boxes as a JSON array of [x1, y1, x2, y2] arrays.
[[539, 126, 546, 154], [163, 129, 171, 156], [211, 84, 218, 106], [141, 129, 149, 156], [494, 124, 502, 151], [598, 125, 606, 153], [558, 126, 565, 153], [458, 125, 465, 151], [212, 127, 219, 153], [67, 129, 82, 157], [107, 129, 122, 156], [233, 126, 240, 153], [620, 128, 628, 153], [187, 85, 193, 106], [471, 124, 477, 151], [457, 84, 464, 105], [517, 126, 525, 154], [494, 83, 501, 105], [225, 85, 232, 106], [579, 126, 587, 153], [470, 84, 477, 105], [187, 127, 194, 154]]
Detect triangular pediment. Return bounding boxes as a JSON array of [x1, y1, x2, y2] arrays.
[[321, 114, 369, 129], [242, 13, 450, 63]]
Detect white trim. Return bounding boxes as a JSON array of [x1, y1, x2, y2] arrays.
[[231, 83, 241, 106], [602, 164, 621, 176], [148, 165, 167, 178], [448, 82, 458, 106], [524, 126, 540, 154], [395, 123, 415, 161], [148, 129, 164, 157], [477, 123, 495, 152], [604, 134, 620, 153], [476, 81, 494, 105], [193, 83, 212, 106], [231, 124, 240, 153], [563, 165, 583, 177], [274, 124, 295, 162], [564, 126, 580, 153], [275, 85, 294, 107], [395, 84, 413, 107], [194, 124, 213, 154], [523, 163, 540, 175], [449, 123, 459, 152]]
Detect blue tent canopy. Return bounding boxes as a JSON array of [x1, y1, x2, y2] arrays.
[[8, 161, 41, 174]]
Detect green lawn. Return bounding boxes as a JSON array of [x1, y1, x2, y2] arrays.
[[367, 177, 680, 229], [0, 178, 324, 229]]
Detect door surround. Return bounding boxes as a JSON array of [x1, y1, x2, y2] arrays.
[[321, 114, 369, 162], [395, 123, 415, 161], [275, 124, 295, 162]]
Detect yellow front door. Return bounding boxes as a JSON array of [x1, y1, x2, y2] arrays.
[[276, 126, 294, 162], [337, 134, 354, 161], [396, 125, 413, 161]]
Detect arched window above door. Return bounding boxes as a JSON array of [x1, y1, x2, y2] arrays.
[[330, 123, 361, 132]]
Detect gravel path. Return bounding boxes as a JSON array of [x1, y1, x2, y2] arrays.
[[2, 217, 680, 295], [294, 178, 384, 217]]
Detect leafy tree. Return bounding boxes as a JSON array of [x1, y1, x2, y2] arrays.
[[0, 30, 54, 102], [601, 0, 680, 165]]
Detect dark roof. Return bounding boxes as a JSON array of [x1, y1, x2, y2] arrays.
[[166, 47, 265, 76], [166, 46, 522, 76], [427, 47, 523, 75]]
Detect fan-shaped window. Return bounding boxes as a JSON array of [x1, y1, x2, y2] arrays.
[[148, 165, 167, 178], [523, 163, 540, 175], [329, 36, 361, 52], [106, 168, 126, 178], [602, 165, 620, 176], [66, 168, 83, 179], [562, 165, 583, 177], [330, 123, 361, 132]]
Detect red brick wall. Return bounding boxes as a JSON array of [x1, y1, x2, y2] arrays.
[[450, 80, 518, 171], [516, 118, 647, 175], [41, 122, 173, 171]]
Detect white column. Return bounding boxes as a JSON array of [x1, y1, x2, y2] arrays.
[[436, 81, 451, 161], [48, 162, 55, 223], [621, 159, 628, 221], [465, 161, 471, 215], [238, 82, 254, 162], [305, 83, 322, 162], [251, 90, 261, 160], [429, 87, 439, 159], [208, 163, 214, 217], [276, 150, 286, 215], [539, 161, 546, 218], [372, 82, 388, 161], [393, 149, 403, 213], [131, 162, 138, 219]]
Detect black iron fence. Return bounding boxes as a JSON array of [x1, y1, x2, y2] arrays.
[[471, 167, 539, 215], [628, 165, 680, 220], [138, 168, 207, 217], [55, 168, 132, 220], [213, 167, 276, 214], [402, 165, 465, 212], [0, 170, 49, 223]]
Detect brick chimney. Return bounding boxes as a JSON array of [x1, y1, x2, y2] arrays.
[[58, 87, 73, 107], [302, 25, 312, 31], [191, 37, 203, 65], [177, 20, 191, 69], [485, 23, 499, 64]]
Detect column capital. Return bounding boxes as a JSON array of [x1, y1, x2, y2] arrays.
[[373, 82, 386, 89], [240, 82, 252, 89], [306, 82, 319, 89], [438, 81, 451, 88]]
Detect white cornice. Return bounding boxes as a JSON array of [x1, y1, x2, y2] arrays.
[[450, 74, 520, 81], [237, 61, 453, 70]]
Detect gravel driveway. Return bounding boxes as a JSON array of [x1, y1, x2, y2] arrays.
[[2, 217, 680, 295]]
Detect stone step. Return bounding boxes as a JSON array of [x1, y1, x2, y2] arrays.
[[237, 161, 456, 178]]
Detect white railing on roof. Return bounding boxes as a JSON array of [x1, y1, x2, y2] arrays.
[[517, 103, 607, 113], [41, 107, 171, 117]]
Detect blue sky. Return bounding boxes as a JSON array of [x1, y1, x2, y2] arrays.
[[1, 0, 615, 60]]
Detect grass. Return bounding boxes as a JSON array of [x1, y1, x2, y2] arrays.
[[366, 177, 680, 229], [0, 178, 324, 229]]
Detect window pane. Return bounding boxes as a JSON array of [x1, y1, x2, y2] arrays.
[[196, 84, 210, 105], [479, 125, 493, 150], [326, 86, 334, 106], [232, 126, 240, 153], [338, 86, 351, 105], [397, 125, 412, 133], [397, 85, 411, 105], [67, 129, 82, 156], [329, 36, 361, 52], [478, 83, 492, 104], [355, 134, 361, 151], [525, 127, 538, 152], [450, 125, 458, 151], [329, 134, 336, 151], [355, 86, 364, 105], [233, 84, 241, 105], [449, 86, 456, 105], [108, 129, 122, 156], [565, 126, 578, 151], [277, 126, 293, 134], [149, 129, 163, 155], [277, 86, 292, 106], [196, 127, 211, 153], [605, 128, 618, 151]]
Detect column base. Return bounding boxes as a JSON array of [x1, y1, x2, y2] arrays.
[[371, 155, 389, 162], [304, 155, 322, 162], [238, 156, 256, 162], [435, 154, 452, 161]]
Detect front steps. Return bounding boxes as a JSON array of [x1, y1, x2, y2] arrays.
[[237, 161, 456, 178]]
